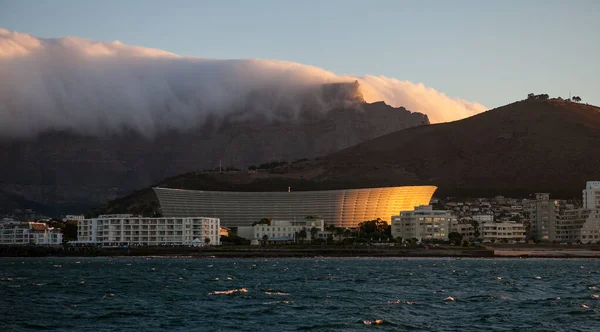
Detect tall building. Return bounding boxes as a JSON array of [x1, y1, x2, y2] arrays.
[[154, 186, 437, 228], [583, 181, 600, 209], [530, 193, 557, 241], [76, 215, 220, 246], [391, 205, 456, 241]]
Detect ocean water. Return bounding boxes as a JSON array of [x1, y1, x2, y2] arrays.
[[1, 257, 600, 332]]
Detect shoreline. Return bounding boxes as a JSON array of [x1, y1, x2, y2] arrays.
[[3, 245, 600, 259]]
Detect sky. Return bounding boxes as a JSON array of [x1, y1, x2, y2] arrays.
[[1, 0, 599, 108]]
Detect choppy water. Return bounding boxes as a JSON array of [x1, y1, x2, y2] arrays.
[[2, 257, 600, 331]]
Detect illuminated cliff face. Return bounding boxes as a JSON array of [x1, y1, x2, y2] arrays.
[[153, 186, 437, 227]]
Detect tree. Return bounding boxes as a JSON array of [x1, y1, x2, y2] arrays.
[[343, 228, 353, 238], [448, 232, 463, 245], [262, 234, 269, 245], [310, 227, 319, 240], [537, 94, 549, 100], [358, 220, 377, 234], [297, 229, 307, 243], [527, 93, 535, 99], [62, 221, 78, 242], [358, 218, 389, 234], [573, 96, 582, 102], [335, 227, 345, 241], [204, 237, 211, 245], [253, 218, 272, 226]]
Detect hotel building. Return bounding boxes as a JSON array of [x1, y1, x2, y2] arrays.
[[76, 215, 220, 246]]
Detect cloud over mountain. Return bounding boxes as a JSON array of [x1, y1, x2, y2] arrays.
[[0, 28, 486, 138]]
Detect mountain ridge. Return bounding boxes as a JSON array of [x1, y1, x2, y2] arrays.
[[0, 84, 428, 214]]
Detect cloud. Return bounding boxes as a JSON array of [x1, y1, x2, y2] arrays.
[[0, 28, 486, 138]]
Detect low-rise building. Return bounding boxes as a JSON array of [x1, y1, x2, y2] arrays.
[[455, 223, 476, 240], [391, 205, 456, 241], [76, 215, 220, 246], [0, 221, 63, 245], [63, 215, 85, 222], [480, 221, 526, 243], [237, 218, 325, 243], [473, 214, 494, 223]]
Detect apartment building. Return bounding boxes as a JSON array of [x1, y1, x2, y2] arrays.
[[237, 218, 325, 242], [583, 181, 600, 210], [76, 215, 220, 246], [530, 193, 557, 241], [454, 223, 476, 240], [480, 221, 526, 243], [0, 221, 63, 245], [391, 205, 456, 241]]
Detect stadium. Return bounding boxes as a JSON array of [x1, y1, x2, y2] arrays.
[[153, 186, 437, 228]]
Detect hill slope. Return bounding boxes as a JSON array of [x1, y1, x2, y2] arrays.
[[96, 98, 600, 216], [317, 99, 600, 196]]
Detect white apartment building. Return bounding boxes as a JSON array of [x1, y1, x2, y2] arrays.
[[555, 207, 600, 244], [391, 205, 456, 241], [583, 181, 600, 210], [472, 214, 494, 223], [237, 218, 325, 242], [480, 221, 526, 243], [63, 215, 85, 222], [76, 215, 220, 246], [0, 221, 63, 245], [579, 210, 600, 244]]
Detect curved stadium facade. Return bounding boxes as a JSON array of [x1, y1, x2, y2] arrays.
[[153, 186, 437, 228]]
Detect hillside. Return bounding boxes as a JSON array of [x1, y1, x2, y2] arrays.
[[317, 98, 600, 196], [96, 98, 600, 216], [0, 82, 428, 214]]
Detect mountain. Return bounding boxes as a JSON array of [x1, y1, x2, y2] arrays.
[[0, 82, 428, 214], [317, 98, 600, 196], [95, 97, 600, 217]]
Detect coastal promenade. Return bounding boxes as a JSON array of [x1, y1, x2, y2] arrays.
[[4, 244, 600, 258]]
